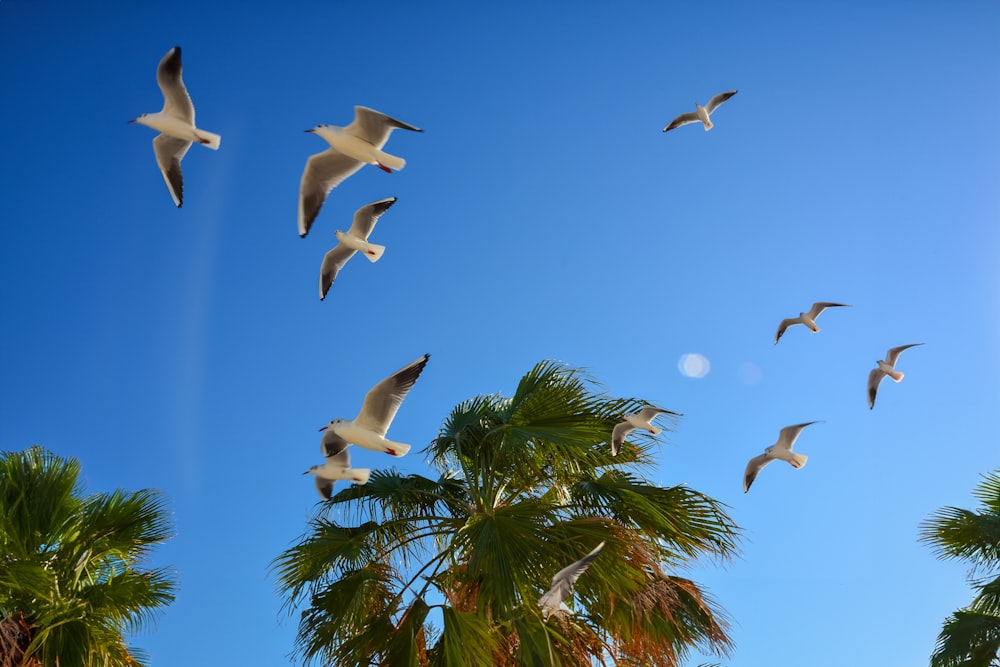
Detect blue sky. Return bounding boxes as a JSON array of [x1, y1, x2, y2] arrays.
[[2, 1, 999, 664]]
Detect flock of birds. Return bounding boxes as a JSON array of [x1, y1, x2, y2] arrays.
[[128, 47, 925, 619]]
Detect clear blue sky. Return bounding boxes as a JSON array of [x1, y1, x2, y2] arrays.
[[2, 2, 998, 665]]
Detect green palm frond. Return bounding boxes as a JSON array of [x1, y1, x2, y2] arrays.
[[931, 609, 1000, 667]]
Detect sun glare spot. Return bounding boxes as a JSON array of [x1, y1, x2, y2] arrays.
[[678, 353, 711, 379]]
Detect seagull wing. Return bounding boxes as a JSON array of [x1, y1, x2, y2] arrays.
[[152, 134, 191, 208], [611, 421, 634, 456], [298, 149, 364, 238], [327, 447, 351, 469], [885, 343, 924, 366], [321, 428, 350, 458], [743, 453, 774, 492], [156, 46, 194, 123], [775, 421, 820, 451], [774, 317, 801, 344], [347, 106, 423, 148], [806, 302, 851, 320], [315, 476, 335, 501], [704, 90, 738, 114], [355, 354, 430, 435], [319, 244, 358, 301], [541, 542, 605, 607], [348, 197, 397, 240], [663, 111, 700, 132], [867, 367, 886, 409], [635, 406, 682, 421]]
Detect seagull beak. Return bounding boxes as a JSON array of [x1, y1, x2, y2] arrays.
[[318, 425, 328, 432], [304, 129, 315, 133], [127, 119, 137, 124]]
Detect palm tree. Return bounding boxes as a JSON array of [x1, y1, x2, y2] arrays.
[[920, 470, 1000, 667], [273, 360, 741, 666], [0, 446, 176, 667]]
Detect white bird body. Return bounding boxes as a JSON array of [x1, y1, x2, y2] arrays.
[[774, 302, 851, 344], [611, 406, 682, 456], [663, 90, 737, 133], [305, 433, 371, 500], [309, 125, 405, 171], [868, 343, 923, 409], [539, 541, 605, 619], [319, 354, 430, 458], [335, 229, 385, 262], [129, 46, 221, 207], [743, 421, 822, 492]]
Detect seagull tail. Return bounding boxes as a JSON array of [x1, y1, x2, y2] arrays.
[[352, 468, 371, 485], [194, 129, 222, 150], [648, 426, 662, 435], [384, 441, 411, 457], [703, 119, 714, 131], [789, 453, 808, 469], [360, 242, 385, 263], [887, 369, 904, 382], [376, 151, 405, 172]]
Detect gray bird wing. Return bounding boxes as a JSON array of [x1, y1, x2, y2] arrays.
[[704, 90, 737, 114], [355, 354, 430, 435], [775, 421, 820, 451], [774, 317, 800, 344], [611, 421, 634, 456], [636, 406, 681, 421], [315, 476, 334, 501], [885, 343, 924, 366], [806, 302, 851, 320], [867, 367, 885, 409], [152, 134, 191, 208], [156, 46, 194, 123], [663, 111, 700, 132], [319, 244, 358, 300], [298, 149, 365, 237], [321, 429, 350, 458], [542, 541, 605, 605], [347, 106, 423, 149], [743, 453, 774, 493], [348, 197, 397, 239]]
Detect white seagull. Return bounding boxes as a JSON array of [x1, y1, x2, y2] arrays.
[[743, 421, 822, 493], [867, 343, 924, 410], [129, 46, 221, 207], [611, 406, 682, 456], [319, 197, 398, 300], [662, 90, 738, 133], [774, 302, 852, 344], [538, 541, 605, 619], [298, 106, 423, 237], [305, 428, 371, 501], [320, 354, 430, 458]]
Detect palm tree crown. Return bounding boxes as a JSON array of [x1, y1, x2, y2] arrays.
[[273, 360, 741, 666], [921, 470, 1000, 667], [0, 446, 176, 667]]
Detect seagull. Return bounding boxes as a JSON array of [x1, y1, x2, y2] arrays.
[[298, 106, 423, 237], [320, 354, 429, 458], [304, 428, 371, 500], [743, 421, 822, 493], [129, 46, 221, 208], [611, 406, 682, 456], [867, 343, 924, 409], [662, 90, 737, 133], [319, 197, 398, 300], [774, 302, 852, 344], [539, 541, 605, 619]]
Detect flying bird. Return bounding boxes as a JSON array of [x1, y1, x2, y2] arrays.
[[743, 421, 822, 493], [867, 343, 924, 409], [611, 406, 682, 456], [304, 428, 371, 500], [319, 354, 430, 458], [774, 302, 852, 344], [298, 106, 423, 237], [662, 90, 738, 133], [129, 46, 221, 207], [319, 197, 398, 300], [538, 541, 605, 619]]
